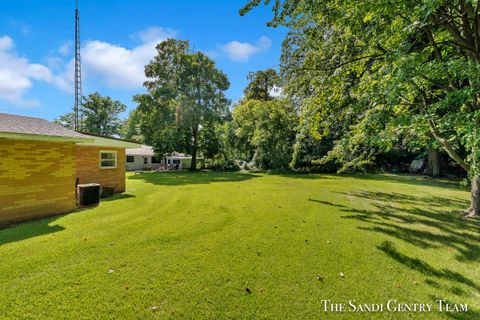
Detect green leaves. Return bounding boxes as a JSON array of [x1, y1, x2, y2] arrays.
[[363, 12, 374, 23], [55, 92, 126, 137], [231, 98, 297, 169], [244, 69, 281, 101], [81, 92, 127, 136], [244, 0, 480, 176], [133, 39, 231, 166]]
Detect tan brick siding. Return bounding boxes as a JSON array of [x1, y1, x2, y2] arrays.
[[0, 139, 77, 225], [75, 146, 126, 193]]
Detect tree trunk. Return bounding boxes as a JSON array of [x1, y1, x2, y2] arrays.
[[426, 147, 440, 177], [427, 118, 470, 172], [466, 176, 480, 217], [426, 118, 478, 216], [190, 125, 198, 171]]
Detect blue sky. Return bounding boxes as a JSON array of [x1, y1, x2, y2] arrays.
[[0, 0, 285, 120]]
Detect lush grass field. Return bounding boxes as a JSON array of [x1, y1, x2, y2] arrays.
[[0, 172, 478, 319]]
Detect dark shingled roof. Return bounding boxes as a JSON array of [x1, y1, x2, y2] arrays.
[[0, 113, 88, 139]]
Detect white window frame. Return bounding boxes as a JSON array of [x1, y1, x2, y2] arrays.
[[99, 150, 117, 169]]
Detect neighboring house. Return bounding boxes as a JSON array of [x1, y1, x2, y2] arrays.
[[166, 151, 197, 170], [126, 145, 198, 171], [0, 113, 140, 226], [125, 145, 163, 171]]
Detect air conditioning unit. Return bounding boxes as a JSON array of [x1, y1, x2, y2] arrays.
[[77, 183, 100, 207]]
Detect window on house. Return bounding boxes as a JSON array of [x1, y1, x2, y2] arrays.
[[126, 156, 134, 163], [151, 156, 161, 163], [100, 151, 117, 169]]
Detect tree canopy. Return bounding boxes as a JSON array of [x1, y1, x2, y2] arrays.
[[55, 92, 126, 137], [133, 39, 230, 169], [231, 98, 297, 169], [241, 0, 480, 216], [244, 68, 281, 101]]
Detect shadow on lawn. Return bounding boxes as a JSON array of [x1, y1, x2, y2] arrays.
[[0, 216, 64, 246], [343, 173, 466, 191], [101, 193, 135, 202], [343, 190, 469, 208], [0, 193, 134, 246], [378, 241, 480, 291], [380, 240, 480, 320], [309, 186, 479, 305], [274, 172, 341, 180], [336, 191, 480, 262], [128, 171, 259, 186]]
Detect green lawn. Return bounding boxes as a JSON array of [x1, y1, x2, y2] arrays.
[[0, 172, 478, 319]]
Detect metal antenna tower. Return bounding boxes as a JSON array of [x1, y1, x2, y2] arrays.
[[74, 0, 83, 131]]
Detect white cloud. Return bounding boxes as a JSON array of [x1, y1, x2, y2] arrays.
[[58, 41, 73, 56], [219, 36, 272, 62], [131, 27, 178, 43], [0, 28, 179, 106], [0, 36, 13, 50], [0, 35, 52, 106], [51, 59, 75, 93], [82, 39, 154, 89], [53, 26, 179, 91]]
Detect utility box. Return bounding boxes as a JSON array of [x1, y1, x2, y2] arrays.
[[77, 183, 100, 207]]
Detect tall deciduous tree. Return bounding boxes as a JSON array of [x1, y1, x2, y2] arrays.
[[231, 98, 297, 169], [120, 108, 144, 143], [244, 68, 281, 101], [55, 92, 126, 137], [242, 0, 480, 216], [132, 90, 182, 159], [138, 39, 230, 170], [82, 92, 127, 136]]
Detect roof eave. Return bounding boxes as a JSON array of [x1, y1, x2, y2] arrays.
[[0, 132, 94, 143], [76, 135, 142, 148]]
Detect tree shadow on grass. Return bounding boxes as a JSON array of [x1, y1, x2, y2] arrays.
[[307, 199, 347, 207], [0, 216, 64, 247], [378, 242, 480, 319], [312, 193, 479, 255], [343, 173, 466, 191], [128, 171, 259, 186], [309, 186, 479, 303], [274, 173, 341, 180], [336, 192, 480, 262], [378, 241, 479, 291], [343, 190, 469, 208]]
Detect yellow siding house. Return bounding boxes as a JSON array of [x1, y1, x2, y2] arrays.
[[0, 113, 140, 226]]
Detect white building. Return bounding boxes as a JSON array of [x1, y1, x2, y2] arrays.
[[125, 145, 163, 171], [125, 145, 197, 171]]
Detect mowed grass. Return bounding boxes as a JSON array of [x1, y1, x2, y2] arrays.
[[0, 172, 479, 319]]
